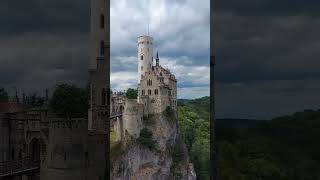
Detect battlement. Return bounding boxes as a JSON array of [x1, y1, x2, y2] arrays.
[[49, 118, 87, 130]]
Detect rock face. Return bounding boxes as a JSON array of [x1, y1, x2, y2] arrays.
[[111, 114, 196, 180]]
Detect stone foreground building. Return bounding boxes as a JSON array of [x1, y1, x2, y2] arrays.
[[0, 0, 109, 179]]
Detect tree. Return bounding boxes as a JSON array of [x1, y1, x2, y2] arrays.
[[50, 84, 88, 118], [0, 87, 9, 102], [126, 88, 138, 99]]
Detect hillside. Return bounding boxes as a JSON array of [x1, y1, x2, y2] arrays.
[[216, 109, 320, 180], [177, 96, 210, 180]]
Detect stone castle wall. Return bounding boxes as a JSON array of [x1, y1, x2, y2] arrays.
[[123, 99, 144, 138]]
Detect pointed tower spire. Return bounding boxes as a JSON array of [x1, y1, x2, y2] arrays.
[[156, 51, 159, 66]]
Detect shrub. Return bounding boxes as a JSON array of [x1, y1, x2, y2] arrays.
[[137, 128, 156, 150], [172, 143, 184, 164], [164, 106, 175, 118]]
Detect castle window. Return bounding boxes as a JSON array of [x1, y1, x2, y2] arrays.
[[100, 14, 104, 29], [142, 90, 145, 95], [101, 88, 106, 106], [107, 88, 110, 105], [155, 89, 158, 95], [141, 55, 143, 60], [100, 41, 105, 56], [148, 89, 151, 95]]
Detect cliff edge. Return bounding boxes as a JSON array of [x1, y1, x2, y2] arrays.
[[111, 113, 196, 180]]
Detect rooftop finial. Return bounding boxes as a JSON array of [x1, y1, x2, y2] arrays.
[[156, 51, 159, 66]]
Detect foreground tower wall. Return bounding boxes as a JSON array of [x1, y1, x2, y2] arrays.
[[88, 0, 109, 131]]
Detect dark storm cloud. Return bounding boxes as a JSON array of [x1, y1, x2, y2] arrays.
[[0, 0, 90, 96], [0, 0, 89, 34], [215, 0, 320, 17], [214, 1, 320, 119], [0, 32, 89, 94]]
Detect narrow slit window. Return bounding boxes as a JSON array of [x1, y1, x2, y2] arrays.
[[100, 14, 104, 28], [100, 41, 105, 56]]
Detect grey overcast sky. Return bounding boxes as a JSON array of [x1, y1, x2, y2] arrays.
[[1, 0, 319, 119], [0, 0, 210, 100], [215, 0, 320, 119], [110, 0, 210, 99]]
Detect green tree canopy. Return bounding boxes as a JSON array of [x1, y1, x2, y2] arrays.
[[0, 87, 9, 103], [50, 84, 88, 118], [126, 88, 138, 99]]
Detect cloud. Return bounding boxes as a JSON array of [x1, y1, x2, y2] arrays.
[[110, 0, 210, 99], [216, 79, 320, 120], [0, 32, 89, 93]]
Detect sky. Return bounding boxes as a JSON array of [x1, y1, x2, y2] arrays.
[[110, 0, 210, 99], [0, 0, 210, 100], [1, 0, 320, 119], [214, 0, 320, 119]]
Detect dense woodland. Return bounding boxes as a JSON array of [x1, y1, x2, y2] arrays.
[[178, 96, 320, 180], [216, 109, 320, 180], [177, 97, 210, 180]]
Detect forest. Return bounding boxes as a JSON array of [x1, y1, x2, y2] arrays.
[[216, 110, 320, 180], [178, 96, 320, 180], [177, 96, 210, 180]]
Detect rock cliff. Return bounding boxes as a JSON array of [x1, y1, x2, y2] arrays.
[[111, 113, 196, 180]]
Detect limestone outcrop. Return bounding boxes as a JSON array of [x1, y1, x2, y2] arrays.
[[111, 114, 196, 180]]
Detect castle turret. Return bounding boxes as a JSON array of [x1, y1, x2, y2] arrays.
[[138, 35, 153, 83]]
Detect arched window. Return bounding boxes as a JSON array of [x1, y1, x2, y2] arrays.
[[100, 41, 105, 56], [101, 88, 106, 106], [141, 55, 143, 60], [100, 14, 104, 28]]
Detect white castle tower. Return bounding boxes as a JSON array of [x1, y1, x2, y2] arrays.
[[88, 0, 109, 132], [137, 35, 153, 83]]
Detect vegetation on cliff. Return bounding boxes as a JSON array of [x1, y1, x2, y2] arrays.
[[137, 128, 156, 151], [177, 96, 210, 180]]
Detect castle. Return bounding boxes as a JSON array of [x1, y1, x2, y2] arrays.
[[0, 0, 109, 179], [111, 35, 177, 140]]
